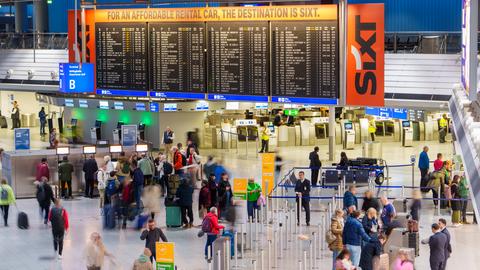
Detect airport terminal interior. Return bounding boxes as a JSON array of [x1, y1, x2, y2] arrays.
[[1, 0, 480, 270]]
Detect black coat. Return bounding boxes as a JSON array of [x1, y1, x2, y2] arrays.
[[362, 197, 381, 213], [208, 179, 218, 206], [176, 183, 194, 206], [140, 228, 168, 255], [295, 179, 311, 201], [309, 151, 321, 169], [441, 228, 452, 259], [429, 232, 447, 266], [359, 238, 382, 270], [218, 180, 232, 208], [82, 158, 98, 181], [36, 183, 55, 207]]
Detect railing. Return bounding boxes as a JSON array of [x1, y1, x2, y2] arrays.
[[0, 32, 68, 49], [385, 32, 463, 54]]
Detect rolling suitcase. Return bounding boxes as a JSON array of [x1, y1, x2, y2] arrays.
[[166, 205, 182, 227], [17, 211, 29, 229], [0, 116, 7, 129]]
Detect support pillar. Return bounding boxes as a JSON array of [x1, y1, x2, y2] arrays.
[[14, 1, 27, 33], [328, 106, 336, 161], [34, 0, 49, 33]]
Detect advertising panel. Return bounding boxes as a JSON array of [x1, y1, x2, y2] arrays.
[[346, 4, 384, 106]]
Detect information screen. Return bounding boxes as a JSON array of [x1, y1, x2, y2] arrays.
[[150, 23, 205, 93], [207, 22, 269, 97], [96, 23, 148, 91], [271, 21, 338, 99]]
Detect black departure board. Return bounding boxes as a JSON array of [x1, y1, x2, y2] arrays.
[[96, 23, 148, 91], [271, 21, 338, 99], [150, 23, 205, 93], [207, 22, 269, 96]]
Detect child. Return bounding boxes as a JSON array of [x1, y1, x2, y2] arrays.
[[335, 249, 356, 270]]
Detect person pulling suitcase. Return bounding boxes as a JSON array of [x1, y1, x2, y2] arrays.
[[0, 179, 15, 227]]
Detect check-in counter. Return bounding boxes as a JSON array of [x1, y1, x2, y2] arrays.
[[2, 147, 136, 198], [299, 121, 311, 146], [294, 125, 301, 146]]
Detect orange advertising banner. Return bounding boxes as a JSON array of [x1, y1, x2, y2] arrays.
[[346, 4, 384, 106], [68, 9, 96, 63], [93, 5, 337, 23], [261, 153, 275, 196]]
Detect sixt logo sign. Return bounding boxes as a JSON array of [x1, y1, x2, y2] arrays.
[[346, 4, 384, 107], [351, 15, 377, 95]]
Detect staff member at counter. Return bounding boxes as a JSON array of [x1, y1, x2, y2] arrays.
[[259, 124, 271, 153], [273, 111, 283, 127]]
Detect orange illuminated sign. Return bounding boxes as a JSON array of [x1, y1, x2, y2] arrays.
[[93, 5, 337, 22], [346, 4, 384, 106]]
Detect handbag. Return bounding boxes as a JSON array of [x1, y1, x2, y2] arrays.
[[325, 230, 337, 244], [257, 194, 266, 206]]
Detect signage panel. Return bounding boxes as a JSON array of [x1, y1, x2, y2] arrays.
[[14, 128, 30, 150], [346, 4, 384, 106], [156, 242, 175, 270], [121, 125, 138, 147]]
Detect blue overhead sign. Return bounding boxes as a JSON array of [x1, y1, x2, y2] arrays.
[[150, 91, 204, 99], [96, 89, 149, 97], [366, 107, 408, 120], [59, 63, 94, 93], [208, 94, 268, 102], [272, 96, 337, 105], [150, 103, 159, 112]]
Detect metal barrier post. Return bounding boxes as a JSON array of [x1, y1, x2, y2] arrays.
[[234, 232, 238, 268], [221, 129, 224, 149], [241, 224, 245, 259], [401, 185, 405, 199], [249, 217, 253, 250], [437, 186, 441, 216], [279, 223, 284, 258], [304, 250, 308, 270], [321, 214, 327, 250], [208, 257, 213, 270], [217, 250, 221, 270], [313, 232, 318, 265], [299, 261, 303, 269], [245, 127, 249, 157], [226, 238, 231, 270], [268, 240, 272, 270], [260, 249, 265, 270], [309, 240, 313, 270], [252, 260, 257, 270], [411, 162, 415, 188], [299, 194, 303, 229], [255, 210, 259, 254]]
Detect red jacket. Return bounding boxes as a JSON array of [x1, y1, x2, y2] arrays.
[[173, 151, 183, 171], [48, 207, 69, 231], [205, 212, 224, 235], [199, 186, 211, 209], [36, 162, 50, 181]]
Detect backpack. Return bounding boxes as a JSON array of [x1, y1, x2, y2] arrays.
[[36, 185, 46, 203], [121, 162, 131, 174], [163, 162, 173, 175], [50, 207, 65, 231], [201, 215, 213, 233], [0, 186, 8, 201], [105, 180, 117, 198]]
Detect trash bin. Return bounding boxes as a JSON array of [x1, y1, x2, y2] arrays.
[[362, 141, 382, 159]]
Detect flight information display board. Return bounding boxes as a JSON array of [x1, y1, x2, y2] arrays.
[[271, 21, 338, 99], [96, 23, 148, 91], [150, 23, 205, 93], [207, 22, 269, 97]]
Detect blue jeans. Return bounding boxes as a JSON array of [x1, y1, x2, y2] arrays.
[[247, 201, 259, 220], [135, 185, 143, 211], [117, 175, 126, 184], [346, 244, 361, 267], [205, 234, 217, 258], [332, 250, 340, 270]]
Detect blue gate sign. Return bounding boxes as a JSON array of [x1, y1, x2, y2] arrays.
[[14, 128, 30, 150], [59, 63, 95, 93]]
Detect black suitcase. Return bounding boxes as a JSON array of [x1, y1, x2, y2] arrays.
[[17, 211, 29, 229], [0, 116, 7, 129], [407, 232, 420, 257]]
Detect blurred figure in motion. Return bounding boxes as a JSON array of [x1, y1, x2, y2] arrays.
[[176, 179, 194, 228], [218, 173, 233, 220], [84, 232, 114, 270], [198, 180, 211, 219], [203, 156, 217, 180], [142, 185, 161, 220], [133, 248, 153, 270], [187, 146, 201, 187]]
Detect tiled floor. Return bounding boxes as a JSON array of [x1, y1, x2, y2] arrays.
[[0, 129, 477, 269]]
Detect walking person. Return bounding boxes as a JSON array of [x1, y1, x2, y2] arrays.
[[438, 114, 448, 143], [410, 189, 422, 222], [142, 185, 161, 220], [419, 146, 430, 192], [328, 209, 344, 270], [342, 210, 372, 267], [11, 100, 20, 129], [85, 232, 114, 270], [259, 123, 271, 153], [48, 199, 69, 260], [217, 173, 233, 220], [139, 153, 155, 186], [246, 177, 261, 221], [438, 218, 452, 270], [459, 175, 470, 224], [199, 180, 211, 219], [421, 223, 447, 270], [39, 107, 47, 136], [83, 155, 99, 198], [203, 207, 225, 259], [35, 157, 50, 182], [133, 248, 154, 270], [58, 156, 74, 199], [36, 177, 55, 225], [162, 127, 175, 161], [295, 171, 311, 226], [207, 174, 218, 208], [0, 179, 15, 226], [140, 219, 168, 263], [176, 179, 194, 228], [309, 146, 321, 186]]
